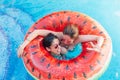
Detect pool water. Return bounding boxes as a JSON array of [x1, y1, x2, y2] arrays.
[[0, 0, 120, 80]]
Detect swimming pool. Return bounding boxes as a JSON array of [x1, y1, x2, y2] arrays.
[[0, 0, 120, 80]]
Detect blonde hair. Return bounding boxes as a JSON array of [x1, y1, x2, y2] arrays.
[[63, 24, 79, 39]]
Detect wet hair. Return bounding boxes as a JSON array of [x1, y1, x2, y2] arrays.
[[63, 24, 79, 39], [42, 33, 58, 48]]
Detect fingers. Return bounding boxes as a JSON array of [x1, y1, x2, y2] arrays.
[[17, 48, 23, 58], [87, 48, 94, 50], [87, 42, 101, 52], [89, 42, 95, 47], [90, 42, 101, 49], [17, 47, 20, 57], [18, 54, 21, 58], [87, 48, 100, 52], [68, 47, 74, 51], [17, 51, 22, 58]]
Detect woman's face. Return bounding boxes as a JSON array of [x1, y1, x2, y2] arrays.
[[62, 34, 74, 45], [48, 38, 61, 55]]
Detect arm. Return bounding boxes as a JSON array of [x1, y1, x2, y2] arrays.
[[77, 35, 104, 52], [17, 29, 60, 57], [78, 35, 104, 47], [27, 30, 58, 41]]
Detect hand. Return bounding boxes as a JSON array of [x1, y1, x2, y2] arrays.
[[68, 44, 75, 51], [61, 47, 67, 54], [87, 42, 101, 52], [17, 39, 30, 58], [17, 45, 24, 58]]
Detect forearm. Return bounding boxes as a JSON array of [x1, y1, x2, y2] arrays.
[[20, 40, 30, 49], [20, 30, 40, 50], [23, 30, 58, 49], [79, 35, 104, 47], [27, 30, 59, 41], [26, 30, 41, 41]]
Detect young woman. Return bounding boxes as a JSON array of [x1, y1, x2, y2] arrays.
[[42, 33, 66, 60], [18, 24, 104, 58], [42, 33, 61, 55]]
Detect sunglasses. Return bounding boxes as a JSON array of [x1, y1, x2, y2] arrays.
[[54, 44, 59, 49]]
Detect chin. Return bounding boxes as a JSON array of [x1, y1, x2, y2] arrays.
[[57, 52, 60, 55]]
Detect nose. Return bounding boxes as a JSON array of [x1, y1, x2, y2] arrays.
[[58, 45, 61, 52], [58, 45, 61, 49]]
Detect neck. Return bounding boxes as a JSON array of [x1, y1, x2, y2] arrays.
[[51, 52, 60, 56]]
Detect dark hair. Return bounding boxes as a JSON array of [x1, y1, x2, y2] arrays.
[[42, 33, 58, 48], [63, 24, 79, 39]]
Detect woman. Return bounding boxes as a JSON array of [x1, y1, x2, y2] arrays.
[[42, 33, 66, 60], [18, 24, 104, 57]]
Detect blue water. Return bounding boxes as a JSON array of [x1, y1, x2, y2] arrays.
[[0, 0, 120, 80]]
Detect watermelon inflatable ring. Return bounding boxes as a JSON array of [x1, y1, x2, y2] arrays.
[[22, 11, 112, 80]]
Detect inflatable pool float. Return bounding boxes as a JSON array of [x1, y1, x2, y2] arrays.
[[22, 11, 112, 80]]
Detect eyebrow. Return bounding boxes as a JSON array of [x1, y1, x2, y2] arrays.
[[53, 42, 60, 46], [52, 41, 60, 46]]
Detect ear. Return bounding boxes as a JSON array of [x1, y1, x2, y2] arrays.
[[46, 47, 51, 51]]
